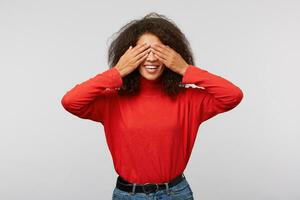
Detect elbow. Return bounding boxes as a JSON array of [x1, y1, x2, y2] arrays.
[[61, 94, 69, 110], [60, 93, 85, 116], [230, 86, 244, 108], [236, 88, 244, 105], [235, 87, 243, 104], [61, 94, 74, 112], [221, 87, 244, 112]]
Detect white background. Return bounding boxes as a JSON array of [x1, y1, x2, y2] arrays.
[[1, 1, 299, 199]]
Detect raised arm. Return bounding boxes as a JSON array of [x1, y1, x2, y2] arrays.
[[181, 65, 243, 123], [61, 67, 123, 123]]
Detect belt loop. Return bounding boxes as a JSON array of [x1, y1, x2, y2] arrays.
[[128, 183, 136, 195], [131, 183, 136, 195], [164, 182, 170, 195]]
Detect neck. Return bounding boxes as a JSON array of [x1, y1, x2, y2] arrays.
[[139, 76, 163, 96]]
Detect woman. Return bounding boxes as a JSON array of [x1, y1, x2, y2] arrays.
[[61, 12, 243, 200]]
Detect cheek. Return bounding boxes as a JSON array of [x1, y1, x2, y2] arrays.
[[158, 66, 165, 74]]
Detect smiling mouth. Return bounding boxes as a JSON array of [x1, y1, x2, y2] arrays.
[[144, 64, 160, 69], [143, 65, 161, 73], [144, 65, 159, 69]]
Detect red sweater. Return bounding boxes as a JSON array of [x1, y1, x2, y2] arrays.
[[61, 65, 243, 184]]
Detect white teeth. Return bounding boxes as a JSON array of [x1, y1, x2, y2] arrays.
[[145, 65, 158, 69]]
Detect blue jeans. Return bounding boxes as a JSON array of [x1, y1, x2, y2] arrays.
[[112, 177, 194, 200]]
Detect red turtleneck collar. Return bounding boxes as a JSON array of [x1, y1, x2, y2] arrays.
[[138, 75, 163, 96]]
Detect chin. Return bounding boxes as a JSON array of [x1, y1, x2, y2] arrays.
[[138, 65, 164, 80], [143, 75, 160, 80]]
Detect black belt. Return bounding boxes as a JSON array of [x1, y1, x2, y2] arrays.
[[116, 173, 185, 194]]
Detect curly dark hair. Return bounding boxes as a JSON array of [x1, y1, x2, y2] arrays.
[[107, 12, 195, 99]]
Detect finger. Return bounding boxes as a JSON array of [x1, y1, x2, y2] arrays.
[[135, 48, 151, 60], [131, 44, 150, 59], [151, 48, 168, 60], [130, 43, 146, 54], [134, 44, 151, 58], [134, 43, 150, 52], [154, 53, 167, 63], [152, 43, 169, 51], [136, 51, 150, 64], [126, 45, 132, 53], [151, 45, 169, 57]]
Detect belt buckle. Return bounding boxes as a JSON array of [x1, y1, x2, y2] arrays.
[[142, 183, 159, 194]]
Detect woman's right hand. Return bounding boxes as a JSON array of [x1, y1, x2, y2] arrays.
[[115, 43, 151, 77]]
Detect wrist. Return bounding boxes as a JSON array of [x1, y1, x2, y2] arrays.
[[180, 64, 189, 76], [114, 65, 125, 77]]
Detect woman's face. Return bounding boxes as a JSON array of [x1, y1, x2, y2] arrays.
[[136, 33, 165, 80]]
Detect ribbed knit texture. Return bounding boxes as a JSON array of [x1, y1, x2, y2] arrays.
[[61, 65, 243, 184]]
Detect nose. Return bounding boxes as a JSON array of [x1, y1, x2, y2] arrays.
[[146, 49, 158, 61]]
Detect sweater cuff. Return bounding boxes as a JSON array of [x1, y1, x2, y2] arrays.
[[181, 65, 207, 84], [101, 67, 123, 88]]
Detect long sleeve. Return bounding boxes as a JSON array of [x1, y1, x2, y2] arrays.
[[61, 67, 123, 123], [181, 65, 243, 123]]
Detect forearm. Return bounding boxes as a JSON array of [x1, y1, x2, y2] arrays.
[[61, 67, 123, 115], [181, 65, 243, 111]]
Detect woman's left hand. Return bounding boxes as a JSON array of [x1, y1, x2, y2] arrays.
[[150, 43, 189, 76]]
